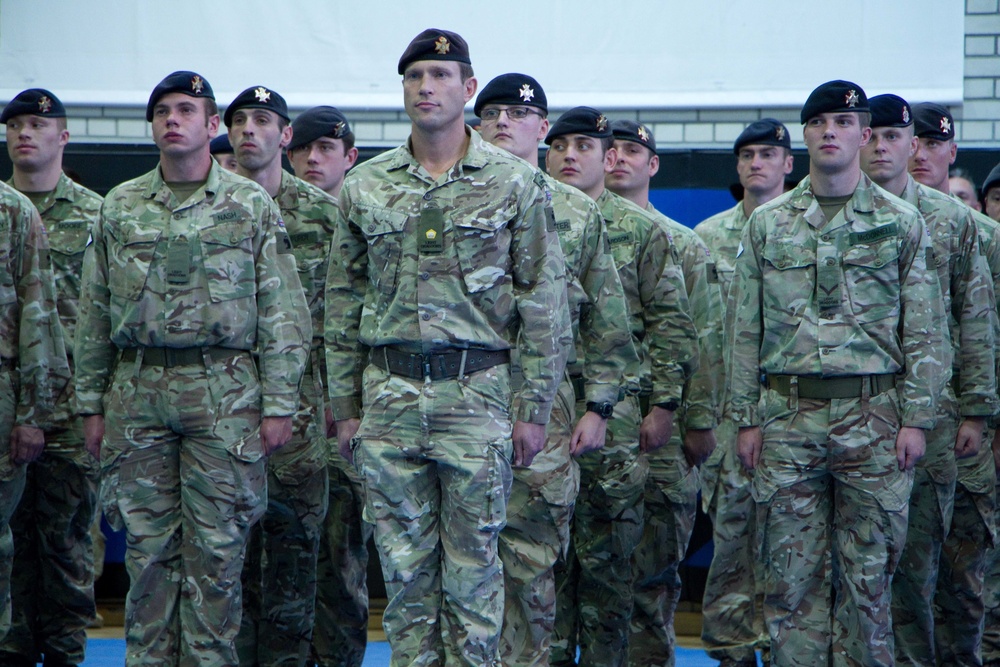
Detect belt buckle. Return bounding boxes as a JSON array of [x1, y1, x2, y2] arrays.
[[422, 357, 432, 380]]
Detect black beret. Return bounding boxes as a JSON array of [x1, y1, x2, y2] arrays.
[[1, 89, 65, 124], [288, 106, 352, 152], [224, 85, 289, 127], [398, 29, 471, 75], [912, 102, 955, 141], [146, 71, 215, 122], [733, 118, 791, 154], [544, 107, 611, 145], [474, 73, 547, 116], [869, 94, 913, 129], [800, 80, 869, 124], [983, 162, 1000, 197], [209, 134, 233, 155], [610, 120, 656, 154]]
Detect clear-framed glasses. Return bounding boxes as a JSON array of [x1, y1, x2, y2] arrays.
[[480, 106, 545, 122]]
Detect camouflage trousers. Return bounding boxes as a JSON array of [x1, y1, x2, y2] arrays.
[[1, 428, 98, 666], [352, 363, 513, 667], [627, 425, 698, 667], [500, 378, 578, 667], [754, 388, 911, 667], [892, 395, 958, 667], [238, 367, 329, 667], [101, 353, 267, 667], [981, 482, 1000, 667], [933, 436, 996, 667], [700, 419, 766, 665], [0, 370, 24, 642], [311, 456, 372, 667], [552, 394, 647, 667]]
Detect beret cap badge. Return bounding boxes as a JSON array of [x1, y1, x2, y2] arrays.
[[434, 36, 451, 55]]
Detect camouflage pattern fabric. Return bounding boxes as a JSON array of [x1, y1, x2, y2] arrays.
[[1, 171, 101, 666], [552, 191, 697, 667], [893, 178, 997, 666], [74, 160, 310, 666], [325, 128, 571, 666], [0, 183, 71, 642], [238, 171, 333, 667], [500, 174, 634, 667], [693, 202, 766, 664], [629, 207, 721, 667], [727, 174, 949, 666], [980, 486, 1000, 667], [311, 456, 372, 667]]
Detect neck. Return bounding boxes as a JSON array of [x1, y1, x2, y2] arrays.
[[584, 182, 607, 201], [872, 171, 909, 199], [410, 122, 469, 179], [160, 150, 213, 183], [612, 183, 649, 209], [12, 162, 62, 193], [238, 159, 284, 198], [742, 185, 784, 217], [810, 164, 861, 197]]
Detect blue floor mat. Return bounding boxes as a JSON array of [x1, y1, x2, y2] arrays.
[[83, 639, 736, 666]]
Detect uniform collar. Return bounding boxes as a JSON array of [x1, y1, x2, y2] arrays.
[[146, 157, 221, 208]]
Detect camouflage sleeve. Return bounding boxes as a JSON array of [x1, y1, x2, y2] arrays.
[[254, 200, 311, 416], [726, 217, 764, 427], [15, 207, 70, 429], [73, 210, 116, 415], [951, 210, 997, 417], [897, 212, 949, 428], [324, 186, 368, 421], [640, 223, 698, 406], [678, 234, 723, 430], [510, 179, 572, 424], [577, 209, 635, 405]]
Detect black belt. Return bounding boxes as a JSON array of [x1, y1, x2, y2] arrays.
[[120, 346, 246, 368], [767, 374, 896, 400], [569, 375, 586, 400], [370, 347, 510, 381]]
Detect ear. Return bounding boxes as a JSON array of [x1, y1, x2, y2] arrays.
[[279, 124, 294, 150], [603, 147, 618, 173], [860, 126, 872, 146], [58, 129, 70, 147], [536, 118, 550, 144], [949, 141, 958, 165], [464, 76, 478, 103], [207, 114, 220, 139], [783, 153, 794, 175], [648, 153, 660, 178], [346, 147, 359, 169], [908, 136, 918, 158]]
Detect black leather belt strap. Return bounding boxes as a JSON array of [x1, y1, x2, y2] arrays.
[[370, 346, 510, 381], [767, 373, 896, 400], [120, 346, 246, 368]]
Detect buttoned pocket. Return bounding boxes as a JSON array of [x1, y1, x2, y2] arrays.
[[843, 239, 900, 324], [453, 203, 513, 294], [761, 242, 816, 325], [199, 221, 257, 302], [357, 206, 407, 295], [108, 223, 161, 300]]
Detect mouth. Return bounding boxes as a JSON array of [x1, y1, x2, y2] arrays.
[[305, 170, 323, 177], [162, 132, 183, 141], [560, 167, 579, 176], [240, 142, 258, 151]]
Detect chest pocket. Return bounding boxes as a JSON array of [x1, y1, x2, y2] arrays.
[[199, 220, 257, 302], [842, 238, 900, 324], [761, 242, 816, 325], [289, 230, 329, 301], [358, 206, 407, 295], [453, 202, 513, 294], [47, 220, 90, 257], [108, 223, 162, 301]]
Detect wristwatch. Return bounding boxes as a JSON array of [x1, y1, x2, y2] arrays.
[[585, 401, 615, 419], [654, 400, 679, 411]]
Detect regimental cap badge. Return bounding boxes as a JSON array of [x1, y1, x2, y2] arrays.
[[775, 125, 786, 141], [940, 116, 951, 133], [519, 84, 535, 102], [434, 36, 451, 55], [596, 114, 608, 132], [332, 120, 345, 137], [37, 95, 52, 114], [902, 106, 910, 124], [191, 75, 204, 94], [845, 89, 859, 108], [425, 228, 438, 240], [638, 125, 650, 142], [254, 87, 271, 103]]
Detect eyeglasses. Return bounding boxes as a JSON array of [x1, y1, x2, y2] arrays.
[[480, 106, 545, 122]]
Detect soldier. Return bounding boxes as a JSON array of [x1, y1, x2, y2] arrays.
[[544, 107, 698, 667], [949, 168, 982, 213], [287, 106, 358, 199], [693, 118, 793, 667], [209, 134, 237, 172], [225, 85, 336, 667], [73, 71, 311, 665], [604, 118, 722, 666], [903, 101, 1000, 667], [324, 31, 571, 667], [475, 74, 635, 666], [284, 107, 371, 667], [0, 88, 102, 667], [983, 163, 1000, 222], [728, 80, 949, 666]]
